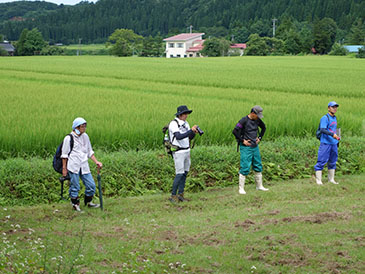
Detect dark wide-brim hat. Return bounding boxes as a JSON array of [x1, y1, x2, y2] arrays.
[[175, 105, 193, 116]]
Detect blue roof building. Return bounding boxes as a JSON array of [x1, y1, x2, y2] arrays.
[[343, 45, 364, 53]]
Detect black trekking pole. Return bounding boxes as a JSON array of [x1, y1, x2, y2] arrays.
[[97, 167, 104, 211], [59, 175, 70, 201]]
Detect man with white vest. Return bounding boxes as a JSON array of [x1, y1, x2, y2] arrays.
[[168, 105, 198, 202], [61, 117, 103, 211]]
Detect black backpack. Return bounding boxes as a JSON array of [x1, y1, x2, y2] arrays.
[[53, 134, 74, 173], [162, 119, 180, 156], [316, 114, 330, 140]]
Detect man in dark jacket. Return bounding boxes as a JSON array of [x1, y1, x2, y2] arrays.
[[233, 106, 268, 194]]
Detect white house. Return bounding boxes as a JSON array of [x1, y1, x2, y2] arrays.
[[163, 33, 205, 58]]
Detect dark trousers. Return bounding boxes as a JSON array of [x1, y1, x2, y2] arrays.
[[171, 171, 188, 195]]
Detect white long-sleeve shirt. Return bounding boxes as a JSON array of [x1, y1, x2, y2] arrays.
[[168, 118, 191, 154], [61, 131, 94, 174]]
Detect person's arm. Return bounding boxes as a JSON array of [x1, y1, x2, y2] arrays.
[[90, 154, 102, 169], [60, 135, 71, 176], [320, 128, 340, 140], [174, 130, 195, 140], [86, 134, 102, 168], [319, 116, 340, 140], [62, 158, 68, 177], [258, 119, 266, 140]]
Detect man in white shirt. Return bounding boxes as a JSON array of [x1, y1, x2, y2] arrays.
[[168, 105, 198, 202], [61, 117, 103, 211]]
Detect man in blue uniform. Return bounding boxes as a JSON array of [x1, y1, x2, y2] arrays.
[[314, 101, 340, 185]]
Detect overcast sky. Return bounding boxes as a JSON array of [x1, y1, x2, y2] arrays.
[[0, 0, 93, 5]]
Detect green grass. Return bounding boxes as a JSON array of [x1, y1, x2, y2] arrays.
[[0, 56, 364, 157], [62, 44, 107, 51], [1, 173, 364, 273], [1, 137, 364, 206]]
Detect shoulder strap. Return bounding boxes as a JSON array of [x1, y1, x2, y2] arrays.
[[68, 134, 74, 156]]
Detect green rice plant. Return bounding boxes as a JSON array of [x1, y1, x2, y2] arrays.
[[0, 56, 364, 157]]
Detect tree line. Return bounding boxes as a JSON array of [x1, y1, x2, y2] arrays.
[[0, 0, 364, 45]]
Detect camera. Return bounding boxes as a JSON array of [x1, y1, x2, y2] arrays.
[[196, 126, 204, 136], [59, 175, 70, 183]]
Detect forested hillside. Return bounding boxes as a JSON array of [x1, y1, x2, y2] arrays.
[[0, 1, 60, 23], [0, 0, 364, 43]]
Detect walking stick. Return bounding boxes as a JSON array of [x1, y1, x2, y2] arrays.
[[97, 167, 104, 211], [59, 175, 70, 200]]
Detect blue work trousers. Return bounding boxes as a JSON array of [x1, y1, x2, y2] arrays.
[[69, 170, 96, 198], [314, 143, 338, 171]]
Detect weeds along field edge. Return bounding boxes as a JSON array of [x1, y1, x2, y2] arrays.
[[0, 137, 364, 206], [1, 56, 365, 157]]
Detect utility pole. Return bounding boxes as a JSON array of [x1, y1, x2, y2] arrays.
[[272, 19, 278, 37], [189, 25, 193, 33], [231, 34, 235, 42], [77, 38, 82, 56]]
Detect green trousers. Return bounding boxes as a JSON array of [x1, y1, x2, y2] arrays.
[[239, 144, 263, 175]]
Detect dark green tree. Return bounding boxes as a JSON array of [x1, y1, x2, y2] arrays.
[[348, 19, 365, 45], [140, 35, 164, 57], [14, 28, 29, 56], [298, 23, 313, 53], [266, 37, 285, 55], [106, 28, 143, 57], [23, 28, 46, 55], [201, 37, 230, 57], [245, 34, 270, 56], [284, 29, 302, 54], [313, 17, 337, 54]]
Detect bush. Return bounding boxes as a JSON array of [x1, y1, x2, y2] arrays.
[[329, 43, 348, 56], [356, 47, 365, 58], [0, 137, 364, 206]]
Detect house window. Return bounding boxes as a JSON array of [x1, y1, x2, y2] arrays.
[[189, 54, 193, 57], [177, 54, 181, 58], [169, 43, 174, 48], [184, 55, 187, 58], [170, 55, 174, 58], [177, 43, 184, 48]]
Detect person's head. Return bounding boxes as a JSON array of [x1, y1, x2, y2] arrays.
[[250, 105, 263, 120], [328, 101, 339, 115], [175, 105, 193, 121], [72, 117, 87, 135]]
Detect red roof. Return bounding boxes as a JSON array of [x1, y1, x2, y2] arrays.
[[164, 33, 205, 41], [230, 43, 246, 49], [187, 40, 205, 52]]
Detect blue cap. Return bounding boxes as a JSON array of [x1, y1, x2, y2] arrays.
[[72, 117, 87, 130], [328, 101, 339, 107]]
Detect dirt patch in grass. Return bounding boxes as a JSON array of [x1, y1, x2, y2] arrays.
[[235, 219, 255, 230], [245, 235, 313, 268], [281, 211, 351, 224]]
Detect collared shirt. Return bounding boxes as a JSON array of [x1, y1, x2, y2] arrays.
[[320, 114, 338, 145], [61, 131, 94, 174], [169, 118, 191, 153]]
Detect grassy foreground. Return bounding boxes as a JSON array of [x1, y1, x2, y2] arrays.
[[1, 174, 364, 273]]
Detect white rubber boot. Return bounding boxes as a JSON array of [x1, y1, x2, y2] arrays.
[[255, 172, 269, 191], [328, 169, 338, 184], [239, 174, 246, 194], [315, 170, 323, 185]]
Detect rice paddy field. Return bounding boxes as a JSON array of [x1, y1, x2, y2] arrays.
[[0, 55, 364, 158]]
